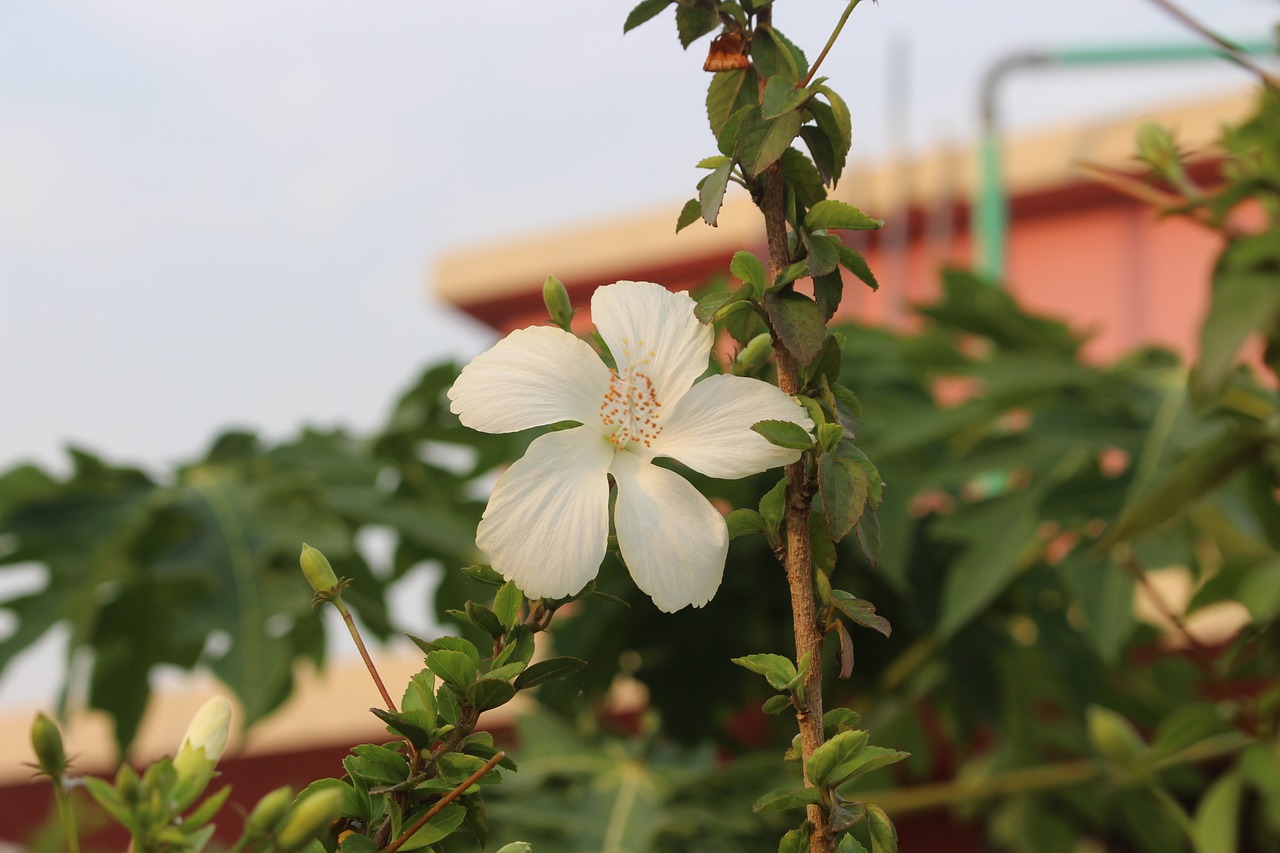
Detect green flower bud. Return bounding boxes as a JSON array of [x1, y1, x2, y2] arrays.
[[30, 711, 68, 778], [1087, 705, 1149, 776], [542, 274, 574, 330], [733, 332, 774, 376], [1136, 122, 1180, 180], [277, 788, 347, 853], [300, 544, 340, 597], [172, 695, 232, 806], [246, 786, 293, 835]]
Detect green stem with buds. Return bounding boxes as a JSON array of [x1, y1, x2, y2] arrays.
[[799, 0, 863, 89], [331, 594, 397, 712]]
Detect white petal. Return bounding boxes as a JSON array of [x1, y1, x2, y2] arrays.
[[476, 428, 614, 600], [653, 374, 814, 478], [449, 326, 612, 434], [609, 451, 728, 612], [591, 281, 712, 409]]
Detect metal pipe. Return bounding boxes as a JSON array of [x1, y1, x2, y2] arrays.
[[974, 39, 1277, 283]]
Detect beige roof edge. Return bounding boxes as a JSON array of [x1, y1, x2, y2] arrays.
[[435, 87, 1258, 309]]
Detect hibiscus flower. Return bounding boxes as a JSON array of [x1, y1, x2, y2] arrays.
[[448, 280, 813, 612]]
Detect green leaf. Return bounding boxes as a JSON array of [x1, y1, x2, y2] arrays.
[[731, 250, 768, 294], [699, 159, 733, 226], [1197, 272, 1280, 396], [782, 147, 827, 211], [762, 76, 809, 119], [465, 600, 504, 638], [853, 507, 880, 568], [460, 564, 505, 585], [369, 707, 436, 750], [676, 197, 702, 233], [623, 0, 673, 32], [838, 245, 879, 291], [866, 804, 898, 853], [468, 677, 517, 712], [759, 477, 788, 532], [813, 270, 843, 320], [779, 827, 811, 853], [807, 99, 848, 185], [936, 496, 1042, 639], [830, 745, 910, 787], [805, 199, 883, 232], [752, 786, 824, 813], [806, 729, 868, 787], [762, 694, 793, 715], [400, 803, 466, 850], [423, 635, 480, 664], [707, 69, 757, 138], [823, 708, 862, 737], [1192, 770, 1243, 853], [493, 581, 522, 631], [737, 107, 804, 179], [731, 653, 797, 692], [727, 508, 768, 539], [830, 590, 891, 638], [838, 834, 870, 853], [1058, 551, 1134, 665], [803, 232, 841, 277], [819, 456, 870, 542], [484, 660, 526, 682], [514, 656, 587, 690], [765, 289, 826, 365], [751, 28, 799, 82], [426, 649, 477, 692], [675, 3, 719, 48], [799, 125, 836, 185], [814, 85, 852, 152], [1099, 426, 1271, 549], [752, 419, 814, 450]]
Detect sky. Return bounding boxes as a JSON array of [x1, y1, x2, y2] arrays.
[[0, 1, 1276, 706]]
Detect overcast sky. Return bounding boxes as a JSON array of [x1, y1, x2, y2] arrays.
[[0, 2, 1276, 705]]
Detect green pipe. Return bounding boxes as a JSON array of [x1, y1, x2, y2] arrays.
[[974, 38, 1277, 284]]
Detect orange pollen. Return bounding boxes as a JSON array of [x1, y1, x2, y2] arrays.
[[599, 367, 664, 449]]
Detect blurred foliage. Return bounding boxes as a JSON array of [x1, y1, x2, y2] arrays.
[[7, 59, 1280, 853]]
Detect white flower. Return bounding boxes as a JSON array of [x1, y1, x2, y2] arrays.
[[448, 280, 813, 612]]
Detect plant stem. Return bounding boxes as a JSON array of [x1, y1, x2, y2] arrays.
[[333, 597, 397, 711], [53, 784, 80, 853], [1146, 0, 1280, 89], [382, 751, 505, 853], [799, 0, 862, 89], [755, 9, 832, 844]]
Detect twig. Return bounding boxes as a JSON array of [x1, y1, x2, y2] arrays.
[[798, 0, 863, 89], [1120, 553, 1218, 671], [333, 596, 398, 712], [382, 751, 505, 853], [1146, 0, 1280, 89]]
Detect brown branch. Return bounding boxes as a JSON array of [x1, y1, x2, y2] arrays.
[[382, 751, 505, 853], [1146, 0, 1280, 90]]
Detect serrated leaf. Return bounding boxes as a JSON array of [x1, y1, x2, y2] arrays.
[[854, 507, 880, 568], [807, 99, 848, 185], [460, 564, 505, 586], [675, 3, 719, 48], [493, 581, 522, 631], [369, 707, 436, 750], [830, 590, 891, 638], [731, 250, 767, 293], [819, 457, 869, 542], [699, 160, 733, 226], [762, 693, 793, 715], [731, 652, 797, 692], [426, 649, 477, 692], [866, 803, 899, 853], [807, 730, 868, 787], [751, 28, 799, 82], [779, 827, 811, 853], [623, 0, 673, 32], [838, 833, 870, 853], [513, 656, 587, 689], [400, 803, 466, 851], [752, 419, 814, 450], [803, 232, 841, 277], [838, 245, 879, 290], [676, 197, 702, 232], [737, 107, 804, 179], [467, 677, 517, 712], [799, 125, 837, 185], [759, 477, 787, 532], [753, 786, 824, 813], [805, 200, 883, 232], [707, 69, 756, 138], [831, 745, 910, 787], [765, 289, 826, 365], [727, 508, 768, 539], [823, 707, 862, 736], [762, 76, 809, 119], [813, 270, 843, 320]]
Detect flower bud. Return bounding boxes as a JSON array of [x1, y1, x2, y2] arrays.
[[246, 785, 293, 835], [1087, 705, 1148, 776], [1136, 122, 1180, 181], [733, 332, 774, 376], [172, 696, 232, 805], [542, 275, 574, 330], [277, 788, 347, 853], [494, 844, 534, 853], [30, 711, 68, 778], [300, 544, 340, 597]]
